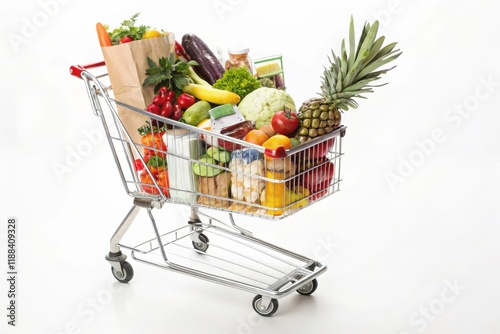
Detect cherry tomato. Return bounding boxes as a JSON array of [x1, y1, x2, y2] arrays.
[[172, 104, 183, 121], [153, 92, 167, 106], [160, 101, 173, 118], [166, 90, 176, 102], [176, 93, 196, 110], [271, 109, 299, 135], [120, 36, 134, 44], [147, 103, 160, 115]]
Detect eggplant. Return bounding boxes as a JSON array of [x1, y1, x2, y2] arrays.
[[182, 33, 225, 85]]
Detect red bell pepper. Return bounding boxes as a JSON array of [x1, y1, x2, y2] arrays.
[[175, 41, 190, 61], [304, 138, 335, 159], [138, 125, 166, 158], [298, 158, 335, 201], [157, 170, 170, 197]]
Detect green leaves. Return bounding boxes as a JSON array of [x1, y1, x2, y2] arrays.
[[143, 54, 199, 95], [321, 15, 402, 111], [106, 13, 150, 45], [212, 66, 261, 100]]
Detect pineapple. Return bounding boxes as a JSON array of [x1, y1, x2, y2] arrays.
[[296, 16, 402, 143]]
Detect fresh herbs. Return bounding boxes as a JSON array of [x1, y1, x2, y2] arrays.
[[106, 13, 150, 45], [143, 54, 198, 95]]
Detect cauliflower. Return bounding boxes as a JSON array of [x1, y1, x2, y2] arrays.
[[237, 87, 296, 129]]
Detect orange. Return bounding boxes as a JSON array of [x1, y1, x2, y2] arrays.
[[244, 129, 269, 146]]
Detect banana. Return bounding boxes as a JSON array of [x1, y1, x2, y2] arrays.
[[182, 84, 241, 105]]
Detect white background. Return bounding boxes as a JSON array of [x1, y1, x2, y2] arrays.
[[1, 0, 499, 333]]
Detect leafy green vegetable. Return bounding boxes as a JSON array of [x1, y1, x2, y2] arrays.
[[143, 54, 199, 95], [105, 13, 150, 45], [212, 67, 261, 100]]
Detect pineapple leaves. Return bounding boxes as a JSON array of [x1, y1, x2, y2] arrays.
[[348, 15, 356, 69], [344, 20, 379, 88], [319, 16, 401, 112], [363, 36, 385, 66]]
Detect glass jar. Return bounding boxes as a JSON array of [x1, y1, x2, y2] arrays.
[[225, 47, 253, 73]]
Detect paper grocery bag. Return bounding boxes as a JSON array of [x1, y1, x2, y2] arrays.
[[101, 34, 175, 144]]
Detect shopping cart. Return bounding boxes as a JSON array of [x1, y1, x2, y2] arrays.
[[69, 61, 346, 316]]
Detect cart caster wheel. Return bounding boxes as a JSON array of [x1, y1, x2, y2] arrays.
[[192, 233, 209, 252], [111, 261, 134, 283], [252, 295, 278, 317], [297, 279, 318, 296]]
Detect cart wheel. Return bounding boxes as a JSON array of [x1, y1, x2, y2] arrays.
[[297, 279, 318, 296], [111, 261, 134, 283], [192, 233, 209, 252], [252, 295, 279, 316]]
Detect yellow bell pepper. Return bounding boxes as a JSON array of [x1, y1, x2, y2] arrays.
[[286, 186, 310, 209], [265, 170, 286, 216]]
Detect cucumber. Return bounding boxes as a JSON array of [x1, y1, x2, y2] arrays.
[[206, 146, 231, 163], [182, 100, 211, 126], [192, 156, 221, 177], [182, 33, 225, 85]]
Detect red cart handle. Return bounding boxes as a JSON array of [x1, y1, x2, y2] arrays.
[[264, 146, 288, 159], [69, 61, 106, 79]]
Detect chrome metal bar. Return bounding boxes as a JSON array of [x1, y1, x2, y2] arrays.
[[206, 227, 305, 271], [229, 213, 253, 236], [109, 205, 141, 254]]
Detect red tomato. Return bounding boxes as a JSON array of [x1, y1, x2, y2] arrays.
[[160, 101, 173, 118], [120, 36, 134, 44], [172, 104, 183, 121], [153, 91, 167, 106], [147, 103, 160, 115], [166, 90, 176, 102], [271, 109, 299, 135], [176, 93, 196, 110]]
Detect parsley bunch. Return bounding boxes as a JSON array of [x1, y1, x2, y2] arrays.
[[142, 54, 199, 95], [106, 13, 150, 45]]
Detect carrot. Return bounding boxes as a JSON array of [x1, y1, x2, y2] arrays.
[[96, 22, 112, 47]]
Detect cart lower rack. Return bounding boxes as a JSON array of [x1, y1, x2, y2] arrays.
[[70, 62, 345, 316]]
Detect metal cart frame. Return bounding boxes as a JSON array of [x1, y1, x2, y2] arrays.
[[70, 61, 346, 316]]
